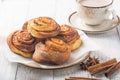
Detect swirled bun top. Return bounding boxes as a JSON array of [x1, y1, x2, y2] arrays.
[[7, 30, 36, 58], [32, 38, 71, 64], [23, 17, 60, 39], [56, 24, 82, 51]]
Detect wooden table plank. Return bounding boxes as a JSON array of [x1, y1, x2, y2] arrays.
[[0, 0, 30, 80], [113, 0, 120, 16], [87, 29, 120, 58], [54, 0, 76, 25], [16, 64, 53, 80], [113, 0, 120, 41], [27, 0, 57, 20], [54, 65, 92, 80]]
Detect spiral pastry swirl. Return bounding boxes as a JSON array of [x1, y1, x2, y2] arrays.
[[32, 38, 71, 64], [26, 17, 60, 39], [57, 24, 82, 51], [7, 30, 36, 58]]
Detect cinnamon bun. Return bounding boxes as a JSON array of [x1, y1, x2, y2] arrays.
[[57, 24, 82, 51], [7, 30, 36, 58], [25, 17, 60, 39], [22, 21, 28, 30], [32, 38, 71, 65]]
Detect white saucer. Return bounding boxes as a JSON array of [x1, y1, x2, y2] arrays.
[[68, 11, 120, 33]]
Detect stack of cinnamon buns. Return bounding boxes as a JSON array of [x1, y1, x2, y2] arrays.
[[7, 17, 82, 65]]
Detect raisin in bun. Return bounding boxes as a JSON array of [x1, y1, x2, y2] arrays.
[[7, 30, 36, 58], [23, 17, 60, 39], [57, 24, 82, 51], [32, 38, 71, 65]]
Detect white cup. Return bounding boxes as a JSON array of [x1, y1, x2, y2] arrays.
[[76, 0, 114, 26]]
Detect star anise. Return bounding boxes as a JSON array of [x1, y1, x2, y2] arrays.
[[80, 62, 88, 70], [80, 56, 99, 70]]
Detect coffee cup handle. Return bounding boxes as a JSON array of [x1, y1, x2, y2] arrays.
[[105, 8, 116, 20]]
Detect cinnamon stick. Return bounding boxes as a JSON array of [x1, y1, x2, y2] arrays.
[[88, 58, 117, 75], [105, 61, 120, 77], [65, 77, 100, 80], [70, 77, 100, 80]]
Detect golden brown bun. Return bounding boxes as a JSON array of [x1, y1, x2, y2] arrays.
[[57, 24, 82, 51], [32, 38, 71, 65], [7, 30, 36, 58], [22, 22, 28, 30], [24, 17, 60, 39]]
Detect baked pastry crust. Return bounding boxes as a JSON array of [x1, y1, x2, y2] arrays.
[[57, 24, 82, 51], [7, 30, 36, 58], [22, 21, 28, 30], [23, 17, 60, 39], [32, 38, 71, 64]]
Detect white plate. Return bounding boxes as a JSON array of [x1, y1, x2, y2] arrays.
[[4, 30, 99, 69], [68, 11, 119, 33]]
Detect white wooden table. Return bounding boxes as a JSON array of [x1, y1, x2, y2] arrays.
[[0, 0, 120, 80]]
